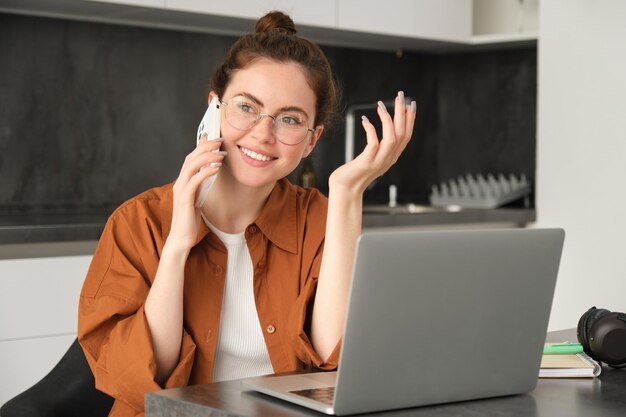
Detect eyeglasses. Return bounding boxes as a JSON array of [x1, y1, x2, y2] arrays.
[[220, 96, 315, 146]]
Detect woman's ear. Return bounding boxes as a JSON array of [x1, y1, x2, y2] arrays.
[[208, 91, 218, 105], [303, 125, 324, 158]]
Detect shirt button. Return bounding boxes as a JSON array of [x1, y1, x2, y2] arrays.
[[266, 324, 276, 334], [247, 225, 258, 234], [257, 260, 265, 269], [214, 265, 223, 275]]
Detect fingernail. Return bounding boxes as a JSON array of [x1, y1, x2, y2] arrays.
[[215, 151, 228, 156], [411, 101, 417, 112], [201, 132, 208, 140], [377, 101, 387, 113], [209, 162, 222, 168], [398, 91, 404, 103], [361, 115, 369, 123], [208, 137, 224, 143]]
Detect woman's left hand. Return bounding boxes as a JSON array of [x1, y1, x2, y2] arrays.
[[329, 91, 416, 194], [312, 92, 416, 360]]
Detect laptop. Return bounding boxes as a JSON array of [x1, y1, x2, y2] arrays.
[[242, 228, 565, 415]]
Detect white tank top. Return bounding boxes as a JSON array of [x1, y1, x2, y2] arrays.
[[205, 221, 274, 382]]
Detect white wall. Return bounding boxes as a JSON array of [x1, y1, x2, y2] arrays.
[[537, 0, 626, 330]]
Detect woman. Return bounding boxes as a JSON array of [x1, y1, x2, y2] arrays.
[[78, 11, 416, 417]]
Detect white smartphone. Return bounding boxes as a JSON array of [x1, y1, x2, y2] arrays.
[[194, 96, 222, 207]]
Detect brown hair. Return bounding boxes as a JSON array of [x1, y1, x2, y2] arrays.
[[210, 11, 339, 128]]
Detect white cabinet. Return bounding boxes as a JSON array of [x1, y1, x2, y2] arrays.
[[0, 255, 92, 405], [337, 0, 538, 46], [337, 0, 472, 43], [82, 0, 165, 7], [0, 0, 537, 52], [162, 0, 538, 48], [0, 335, 76, 406], [472, 0, 538, 44], [165, 0, 335, 28]]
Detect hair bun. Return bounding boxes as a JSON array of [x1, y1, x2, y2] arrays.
[[255, 11, 297, 35]]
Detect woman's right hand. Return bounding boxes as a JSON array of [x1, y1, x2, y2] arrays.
[[148, 136, 224, 383], [166, 136, 225, 253]]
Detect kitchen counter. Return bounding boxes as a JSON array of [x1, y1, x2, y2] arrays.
[[0, 213, 108, 245], [0, 207, 535, 246], [362, 206, 535, 229], [145, 329, 626, 417]]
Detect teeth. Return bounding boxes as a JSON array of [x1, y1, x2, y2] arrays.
[[241, 147, 272, 162]]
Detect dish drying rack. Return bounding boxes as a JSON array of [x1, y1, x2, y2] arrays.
[[430, 173, 531, 209]]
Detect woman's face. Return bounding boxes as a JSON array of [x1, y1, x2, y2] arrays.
[[210, 58, 323, 190]]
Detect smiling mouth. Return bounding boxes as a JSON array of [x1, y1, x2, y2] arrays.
[[239, 146, 276, 162]]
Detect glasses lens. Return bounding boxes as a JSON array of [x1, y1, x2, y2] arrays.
[[274, 113, 310, 145], [224, 97, 312, 145], [224, 97, 258, 130]]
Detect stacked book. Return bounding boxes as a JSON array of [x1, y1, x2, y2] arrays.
[[539, 342, 601, 378]]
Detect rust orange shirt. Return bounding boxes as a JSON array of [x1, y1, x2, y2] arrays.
[[78, 178, 340, 417]]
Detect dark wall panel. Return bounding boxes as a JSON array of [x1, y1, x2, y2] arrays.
[[0, 13, 536, 214]]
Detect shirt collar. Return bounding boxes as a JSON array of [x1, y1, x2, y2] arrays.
[[255, 178, 298, 254], [160, 179, 298, 254]]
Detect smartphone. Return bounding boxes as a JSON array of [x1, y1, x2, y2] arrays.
[[194, 96, 222, 207]]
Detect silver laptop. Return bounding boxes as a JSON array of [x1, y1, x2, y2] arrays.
[[242, 228, 565, 415]]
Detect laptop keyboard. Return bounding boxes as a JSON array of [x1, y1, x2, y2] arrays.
[[289, 387, 335, 405]]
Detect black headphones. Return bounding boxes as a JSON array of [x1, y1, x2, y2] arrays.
[[577, 306, 626, 368]]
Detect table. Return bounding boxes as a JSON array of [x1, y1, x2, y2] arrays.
[[145, 330, 626, 416]]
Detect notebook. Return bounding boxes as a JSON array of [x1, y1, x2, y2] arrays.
[[242, 228, 565, 415], [540, 349, 601, 378]]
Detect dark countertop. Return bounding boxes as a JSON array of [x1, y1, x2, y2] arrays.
[[362, 207, 534, 229], [145, 330, 626, 417], [145, 329, 626, 417], [0, 213, 109, 245], [0, 208, 535, 245]]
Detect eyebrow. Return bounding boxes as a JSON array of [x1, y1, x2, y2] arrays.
[[234, 92, 310, 118]]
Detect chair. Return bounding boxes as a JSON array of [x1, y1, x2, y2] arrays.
[[0, 338, 114, 417]]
